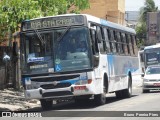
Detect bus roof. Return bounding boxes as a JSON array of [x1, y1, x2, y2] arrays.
[[24, 14, 136, 34], [144, 44, 160, 50], [83, 14, 136, 34]]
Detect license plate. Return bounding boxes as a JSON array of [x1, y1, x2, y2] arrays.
[[74, 86, 86, 90], [153, 83, 160, 86]]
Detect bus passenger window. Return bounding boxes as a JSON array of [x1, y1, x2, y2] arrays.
[[90, 29, 98, 55], [128, 35, 133, 55], [103, 28, 110, 53], [131, 35, 135, 55], [113, 30, 118, 53], [110, 30, 116, 53], [116, 32, 122, 54], [122, 33, 128, 55], [119, 32, 125, 54], [97, 26, 106, 53], [107, 29, 113, 52], [125, 34, 130, 55]]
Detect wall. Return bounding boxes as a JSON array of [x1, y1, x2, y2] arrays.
[[81, 0, 125, 25]]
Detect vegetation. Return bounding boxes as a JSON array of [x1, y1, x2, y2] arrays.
[[136, 0, 158, 47], [0, 0, 90, 45]]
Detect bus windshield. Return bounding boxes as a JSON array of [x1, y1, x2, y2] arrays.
[[145, 48, 160, 66], [21, 27, 92, 74]]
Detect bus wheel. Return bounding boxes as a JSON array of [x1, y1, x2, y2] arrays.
[[40, 99, 53, 110], [94, 86, 106, 105], [122, 75, 132, 98]]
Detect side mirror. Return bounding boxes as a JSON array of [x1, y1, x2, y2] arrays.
[[93, 55, 99, 67]]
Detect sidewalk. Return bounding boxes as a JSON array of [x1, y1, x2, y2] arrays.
[[0, 88, 40, 111]]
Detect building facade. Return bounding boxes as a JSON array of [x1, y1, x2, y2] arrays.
[[81, 0, 125, 25], [125, 11, 140, 29], [147, 12, 160, 45]]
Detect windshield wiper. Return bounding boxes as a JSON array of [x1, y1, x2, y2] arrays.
[[32, 28, 45, 46], [57, 26, 71, 42]]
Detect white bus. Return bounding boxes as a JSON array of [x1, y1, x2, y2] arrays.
[[143, 44, 160, 69], [20, 14, 139, 110]]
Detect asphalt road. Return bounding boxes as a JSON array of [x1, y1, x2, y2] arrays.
[[2, 87, 160, 120]]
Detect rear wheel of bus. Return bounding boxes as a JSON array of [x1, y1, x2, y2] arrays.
[[40, 99, 53, 110], [122, 74, 132, 98], [115, 74, 132, 98]]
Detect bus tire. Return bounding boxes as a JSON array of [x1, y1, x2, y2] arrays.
[[94, 92, 106, 105], [122, 74, 132, 98], [40, 99, 53, 110]]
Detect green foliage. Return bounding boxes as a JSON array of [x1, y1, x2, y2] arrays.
[[135, 23, 146, 48], [0, 0, 90, 44], [139, 0, 158, 23]]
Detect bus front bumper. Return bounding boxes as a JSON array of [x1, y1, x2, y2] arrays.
[[24, 85, 95, 100]]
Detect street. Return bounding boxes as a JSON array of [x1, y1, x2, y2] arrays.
[[13, 87, 160, 120]]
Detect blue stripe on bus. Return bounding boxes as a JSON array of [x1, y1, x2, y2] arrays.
[[107, 55, 114, 77], [60, 79, 79, 84]]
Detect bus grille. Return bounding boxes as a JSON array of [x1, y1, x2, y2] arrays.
[[42, 91, 73, 97], [40, 82, 71, 89]]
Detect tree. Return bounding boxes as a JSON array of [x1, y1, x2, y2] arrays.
[[0, 0, 90, 44], [139, 0, 158, 23], [136, 0, 158, 47]]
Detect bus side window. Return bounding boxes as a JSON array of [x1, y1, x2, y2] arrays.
[[131, 35, 136, 55], [110, 29, 116, 53], [113, 30, 118, 53], [116, 31, 122, 54], [107, 29, 113, 52], [119, 32, 125, 54], [103, 28, 110, 53], [122, 33, 128, 55], [125, 34, 131, 55], [90, 29, 99, 55], [128, 34, 133, 56], [97, 26, 106, 54]]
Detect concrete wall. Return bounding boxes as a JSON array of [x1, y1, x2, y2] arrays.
[[81, 0, 125, 25]]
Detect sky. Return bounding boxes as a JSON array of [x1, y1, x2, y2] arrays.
[[125, 0, 160, 11]]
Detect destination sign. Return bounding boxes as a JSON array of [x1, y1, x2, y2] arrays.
[[22, 15, 85, 31]]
